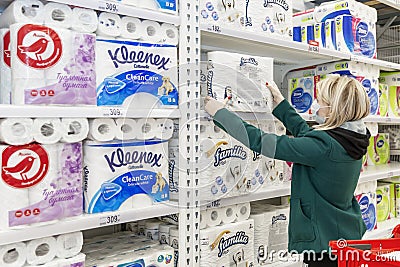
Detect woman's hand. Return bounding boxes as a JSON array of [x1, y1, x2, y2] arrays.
[[266, 81, 284, 107], [204, 96, 227, 116]]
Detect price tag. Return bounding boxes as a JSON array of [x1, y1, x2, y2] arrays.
[[99, 214, 121, 226], [385, 117, 392, 122], [208, 25, 221, 33], [102, 107, 126, 117], [308, 44, 319, 53], [388, 171, 394, 178], [98, 1, 119, 13], [206, 200, 221, 209]]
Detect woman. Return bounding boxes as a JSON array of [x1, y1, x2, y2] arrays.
[[204, 75, 371, 266]]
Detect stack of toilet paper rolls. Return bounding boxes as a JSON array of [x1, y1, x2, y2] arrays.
[[199, 0, 293, 40], [380, 72, 400, 118], [355, 180, 378, 232], [0, 118, 89, 145], [250, 203, 290, 265], [200, 202, 251, 229], [0, 143, 83, 230], [0, 232, 85, 267], [84, 231, 175, 267]]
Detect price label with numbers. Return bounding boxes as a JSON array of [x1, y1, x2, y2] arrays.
[[99, 214, 121, 226], [98, 1, 119, 13], [102, 107, 126, 117], [308, 44, 320, 53], [206, 200, 221, 209], [207, 25, 221, 33]]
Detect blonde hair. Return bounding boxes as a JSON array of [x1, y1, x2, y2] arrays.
[[314, 75, 370, 131]]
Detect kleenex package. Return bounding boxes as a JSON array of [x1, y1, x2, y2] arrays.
[[96, 38, 178, 108]]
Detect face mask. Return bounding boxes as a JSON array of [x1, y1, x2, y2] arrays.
[[310, 100, 330, 124]]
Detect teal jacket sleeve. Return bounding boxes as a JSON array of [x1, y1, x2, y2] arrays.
[[213, 107, 329, 166], [272, 100, 312, 137]]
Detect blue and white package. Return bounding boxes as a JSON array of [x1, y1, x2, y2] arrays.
[[83, 139, 169, 214], [314, 0, 358, 23], [324, 19, 336, 49], [314, 22, 325, 47], [123, 0, 178, 14], [96, 38, 178, 108], [335, 15, 376, 58], [301, 25, 314, 44]]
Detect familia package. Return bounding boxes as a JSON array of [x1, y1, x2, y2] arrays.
[[96, 38, 178, 108], [0, 143, 82, 229], [84, 139, 169, 214]]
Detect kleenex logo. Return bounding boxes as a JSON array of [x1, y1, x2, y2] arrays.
[[217, 231, 249, 257], [214, 145, 247, 167], [108, 46, 171, 70], [104, 148, 162, 172], [264, 0, 289, 11], [240, 57, 258, 66]]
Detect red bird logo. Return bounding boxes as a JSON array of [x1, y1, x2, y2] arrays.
[[18, 38, 49, 61], [2, 156, 36, 181]]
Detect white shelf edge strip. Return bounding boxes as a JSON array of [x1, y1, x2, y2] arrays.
[[0, 106, 181, 118], [359, 163, 400, 183], [49, 0, 180, 25], [301, 114, 400, 124], [0, 202, 178, 245], [377, 0, 400, 11], [351, 55, 400, 71]]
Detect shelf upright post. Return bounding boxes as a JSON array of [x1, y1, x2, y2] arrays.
[[178, 0, 201, 266]]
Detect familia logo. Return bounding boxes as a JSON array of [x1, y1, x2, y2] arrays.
[[214, 145, 247, 167], [107, 45, 171, 70], [16, 24, 62, 69], [2, 144, 49, 188], [210, 230, 249, 257], [240, 57, 258, 67], [104, 148, 163, 173], [263, 0, 289, 11]]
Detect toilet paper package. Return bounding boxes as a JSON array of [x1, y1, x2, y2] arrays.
[[26, 236, 57, 265], [0, 143, 82, 229], [380, 72, 400, 117], [356, 191, 377, 231], [324, 19, 336, 50], [376, 183, 394, 222], [287, 67, 317, 114], [200, 0, 244, 31], [301, 25, 314, 44], [379, 180, 400, 218], [245, 0, 293, 39], [0, 0, 45, 28], [367, 133, 390, 166], [379, 84, 389, 117], [200, 220, 255, 267], [0, 242, 27, 267], [96, 38, 178, 108], [314, 22, 325, 47], [335, 15, 376, 58], [0, 29, 11, 104], [313, 0, 360, 23], [10, 23, 96, 105], [137, 0, 178, 15], [206, 51, 273, 112], [83, 139, 169, 214]]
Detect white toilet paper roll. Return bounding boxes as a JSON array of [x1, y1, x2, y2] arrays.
[[160, 23, 178, 45], [26, 236, 57, 265], [0, 0, 44, 28], [145, 221, 160, 241], [71, 7, 98, 33], [156, 119, 174, 140], [60, 118, 89, 143], [0, 242, 27, 267], [138, 220, 146, 236], [43, 2, 72, 28], [120, 16, 143, 40], [141, 20, 161, 43], [207, 208, 222, 227], [97, 12, 122, 37], [56, 232, 83, 259], [169, 227, 179, 248], [115, 118, 137, 140], [136, 118, 158, 140], [32, 118, 62, 144], [88, 119, 117, 142], [159, 224, 171, 244], [0, 118, 34, 145], [220, 205, 237, 224], [236, 202, 251, 222]]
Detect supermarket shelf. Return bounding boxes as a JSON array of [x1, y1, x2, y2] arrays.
[[49, 0, 180, 25], [0, 202, 178, 245], [351, 55, 400, 71], [363, 218, 400, 240], [359, 163, 400, 183], [376, 0, 400, 11], [200, 110, 275, 121], [201, 26, 349, 64], [201, 184, 291, 210], [0, 105, 181, 118], [301, 114, 400, 124]]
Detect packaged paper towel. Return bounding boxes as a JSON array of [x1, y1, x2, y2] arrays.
[[356, 191, 377, 231], [380, 72, 400, 117], [10, 23, 96, 105], [287, 66, 317, 114], [379, 179, 400, 218], [0, 29, 11, 104], [83, 139, 169, 213], [245, 0, 293, 39], [206, 51, 273, 112], [376, 183, 394, 222], [367, 133, 390, 166], [200, 0, 244, 30], [200, 220, 255, 267], [379, 84, 389, 117], [96, 38, 178, 108], [0, 143, 82, 229]]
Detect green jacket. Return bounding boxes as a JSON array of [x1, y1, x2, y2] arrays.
[[213, 100, 368, 253]]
